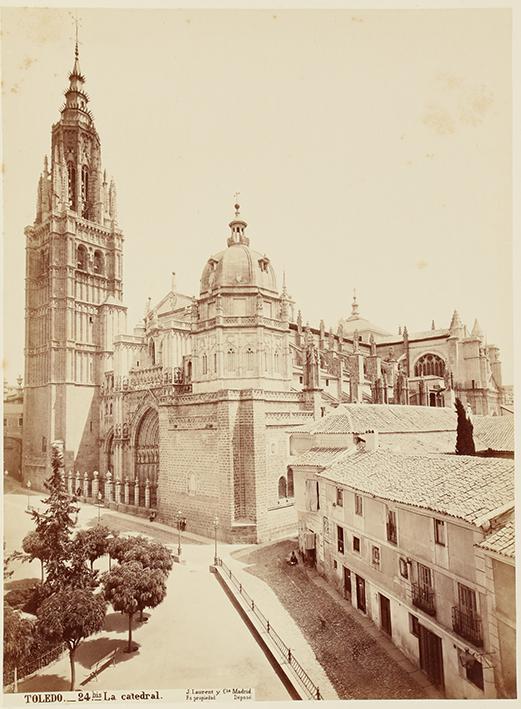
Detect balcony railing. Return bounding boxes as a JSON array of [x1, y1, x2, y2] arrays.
[[411, 582, 436, 616], [452, 606, 483, 647]]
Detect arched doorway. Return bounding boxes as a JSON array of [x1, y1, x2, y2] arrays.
[[134, 408, 159, 507]]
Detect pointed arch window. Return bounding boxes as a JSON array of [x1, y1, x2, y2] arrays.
[[202, 353, 208, 375], [287, 468, 294, 497], [81, 165, 89, 218], [67, 161, 76, 210], [415, 353, 445, 378], [278, 476, 287, 499], [246, 347, 254, 371], [226, 348, 235, 373], [93, 250, 104, 275], [77, 244, 88, 271], [149, 340, 156, 366], [273, 350, 280, 373]]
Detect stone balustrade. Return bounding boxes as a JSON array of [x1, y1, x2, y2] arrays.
[[65, 470, 157, 510]]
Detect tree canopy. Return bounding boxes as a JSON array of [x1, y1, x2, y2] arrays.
[[22, 530, 49, 581], [30, 443, 79, 590], [4, 605, 34, 670], [36, 589, 106, 690], [73, 525, 112, 570], [102, 560, 167, 652]]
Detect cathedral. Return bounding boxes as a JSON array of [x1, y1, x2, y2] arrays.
[[23, 48, 505, 542]]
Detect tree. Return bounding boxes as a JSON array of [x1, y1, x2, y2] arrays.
[[102, 561, 167, 652], [106, 535, 136, 564], [121, 539, 172, 619], [30, 442, 80, 591], [455, 398, 476, 455], [36, 589, 106, 690], [22, 530, 49, 582], [4, 605, 34, 672], [73, 525, 112, 571]]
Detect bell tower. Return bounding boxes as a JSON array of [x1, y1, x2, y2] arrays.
[[23, 43, 127, 486]]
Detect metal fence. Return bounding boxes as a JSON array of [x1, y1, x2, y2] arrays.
[[4, 642, 67, 690], [217, 559, 322, 700]]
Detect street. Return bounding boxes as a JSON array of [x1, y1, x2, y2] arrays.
[[4, 489, 293, 699]]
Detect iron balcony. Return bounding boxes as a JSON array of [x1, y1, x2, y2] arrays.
[[452, 606, 483, 647], [411, 582, 436, 616]]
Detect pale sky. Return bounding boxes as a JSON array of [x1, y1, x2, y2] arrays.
[[1, 6, 513, 383]]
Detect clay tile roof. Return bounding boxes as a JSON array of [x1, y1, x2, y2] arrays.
[[291, 447, 352, 468], [477, 520, 515, 559], [473, 415, 515, 453], [320, 451, 514, 525], [297, 404, 456, 435]]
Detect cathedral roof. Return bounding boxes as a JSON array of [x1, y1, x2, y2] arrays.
[[199, 204, 278, 295], [338, 292, 391, 340]]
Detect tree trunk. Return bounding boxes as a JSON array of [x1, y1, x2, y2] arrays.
[[69, 647, 76, 691], [127, 612, 134, 652], [139, 608, 144, 621], [90, 559, 94, 571], [40, 559, 44, 582]]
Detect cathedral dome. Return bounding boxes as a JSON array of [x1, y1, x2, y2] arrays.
[[199, 205, 278, 295]]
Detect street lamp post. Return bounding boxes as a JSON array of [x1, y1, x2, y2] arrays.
[[213, 516, 219, 566], [97, 491, 103, 523], [176, 510, 182, 557], [26, 480, 32, 510]]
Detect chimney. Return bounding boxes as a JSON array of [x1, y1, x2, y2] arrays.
[[362, 429, 379, 452]]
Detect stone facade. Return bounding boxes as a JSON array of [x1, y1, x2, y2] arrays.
[[22, 47, 508, 542]]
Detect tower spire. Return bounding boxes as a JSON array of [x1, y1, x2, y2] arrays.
[[351, 288, 359, 317]]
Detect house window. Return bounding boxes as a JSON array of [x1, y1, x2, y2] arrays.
[[287, 469, 294, 497], [93, 250, 104, 275], [336, 488, 343, 507], [461, 654, 484, 691], [434, 519, 446, 546], [399, 557, 409, 579], [305, 480, 320, 511], [337, 525, 345, 554], [409, 614, 420, 637], [323, 516, 330, 537], [371, 545, 381, 569], [387, 510, 397, 544], [278, 476, 287, 499], [355, 494, 363, 516], [352, 536, 361, 553]]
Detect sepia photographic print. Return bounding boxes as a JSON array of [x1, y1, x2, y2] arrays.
[[2, 2, 517, 706]]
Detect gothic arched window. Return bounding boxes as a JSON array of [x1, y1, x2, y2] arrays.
[[202, 354, 208, 375], [273, 350, 280, 373], [287, 468, 294, 498], [149, 340, 156, 366], [414, 353, 445, 378], [67, 161, 76, 210], [278, 476, 287, 499], [93, 250, 104, 275], [77, 244, 88, 271], [246, 347, 254, 371], [81, 165, 89, 217], [226, 348, 235, 373]]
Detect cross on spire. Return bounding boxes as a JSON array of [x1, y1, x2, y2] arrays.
[[234, 192, 240, 216]]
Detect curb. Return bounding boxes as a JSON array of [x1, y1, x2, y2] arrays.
[[211, 564, 323, 701]]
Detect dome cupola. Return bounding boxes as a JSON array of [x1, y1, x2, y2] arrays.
[[200, 202, 278, 295]]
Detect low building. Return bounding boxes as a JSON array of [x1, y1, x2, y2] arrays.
[[292, 439, 515, 699], [3, 377, 24, 479]]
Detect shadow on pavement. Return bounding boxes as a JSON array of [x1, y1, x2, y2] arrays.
[[76, 636, 136, 671], [15, 673, 71, 693]]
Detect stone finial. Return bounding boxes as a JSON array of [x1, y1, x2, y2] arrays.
[[398, 325, 402, 336], [431, 319, 436, 330], [171, 272, 176, 293]]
